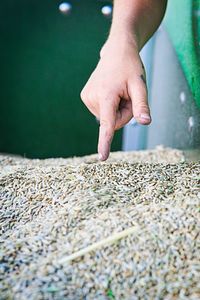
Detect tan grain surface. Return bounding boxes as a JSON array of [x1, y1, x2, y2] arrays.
[[0, 147, 199, 300]]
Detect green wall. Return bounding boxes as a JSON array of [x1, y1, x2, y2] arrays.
[[164, 0, 200, 109], [0, 0, 121, 158]]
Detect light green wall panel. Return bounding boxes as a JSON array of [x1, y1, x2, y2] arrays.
[[164, 0, 200, 108]]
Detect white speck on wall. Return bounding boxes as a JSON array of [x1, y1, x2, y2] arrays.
[[59, 2, 72, 15], [101, 5, 112, 17]]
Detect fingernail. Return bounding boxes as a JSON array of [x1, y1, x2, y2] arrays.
[[139, 114, 151, 121], [98, 153, 103, 161]]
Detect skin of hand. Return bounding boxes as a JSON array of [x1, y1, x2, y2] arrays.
[[81, 0, 167, 161]]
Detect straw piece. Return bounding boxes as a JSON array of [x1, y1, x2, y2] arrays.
[[59, 226, 138, 264]]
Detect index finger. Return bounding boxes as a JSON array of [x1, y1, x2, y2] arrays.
[[98, 98, 118, 161]]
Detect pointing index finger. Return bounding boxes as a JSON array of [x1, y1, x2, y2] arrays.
[[98, 99, 117, 161]]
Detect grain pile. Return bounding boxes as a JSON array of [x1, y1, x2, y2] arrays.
[[0, 147, 200, 300]]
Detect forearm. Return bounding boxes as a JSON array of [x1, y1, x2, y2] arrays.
[[81, 0, 167, 161], [109, 0, 167, 50]]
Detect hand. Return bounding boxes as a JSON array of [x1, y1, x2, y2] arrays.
[[80, 36, 151, 161]]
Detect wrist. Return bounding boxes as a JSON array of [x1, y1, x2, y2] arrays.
[[111, 20, 140, 44], [100, 31, 139, 59]]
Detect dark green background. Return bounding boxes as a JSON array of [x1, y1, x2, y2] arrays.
[[0, 0, 122, 158]]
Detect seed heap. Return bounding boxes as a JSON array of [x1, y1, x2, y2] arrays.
[[0, 147, 200, 300]]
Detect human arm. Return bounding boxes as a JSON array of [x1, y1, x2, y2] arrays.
[[81, 0, 167, 161]]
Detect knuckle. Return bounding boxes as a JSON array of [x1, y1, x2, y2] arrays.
[[136, 103, 149, 109], [80, 88, 87, 102], [95, 92, 103, 102], [134, 84, 147, 96], [104, 91, 118, 103], [96, 88, 112, 100], [80, 90, 94, 107], [134, 96, 149, 106]]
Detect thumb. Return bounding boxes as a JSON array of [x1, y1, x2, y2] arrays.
[[129, 76, 151, 125], [98, 98, 118, 161]]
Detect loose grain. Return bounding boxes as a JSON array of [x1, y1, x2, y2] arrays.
[[0, 147, 199, 300]]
